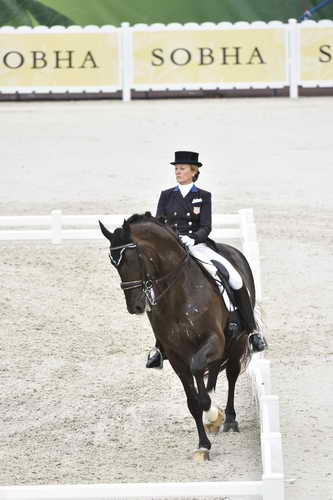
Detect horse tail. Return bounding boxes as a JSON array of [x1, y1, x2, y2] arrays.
[[239, 302, 266, 372], [253, 302, 265, 337]]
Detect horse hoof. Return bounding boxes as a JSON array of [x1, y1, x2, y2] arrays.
[[222, 421, 240, 432], [193, 448, 210, 462], [204, 407, 224, 435]]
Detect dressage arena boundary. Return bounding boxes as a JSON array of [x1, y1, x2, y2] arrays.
[[0, 209, 285, 498], [0, 356, 284, 500], [0, 208, 262, 301]]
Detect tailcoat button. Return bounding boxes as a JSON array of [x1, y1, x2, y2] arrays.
[[174, 212, 177, 216], [188, 221, 192, 226], [186, 212, 190, 216], [189, 230, 193, 234]]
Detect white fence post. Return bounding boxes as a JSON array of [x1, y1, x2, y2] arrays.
[[262, 473, 285, 500], [288, 18, 299, 99], [257, 359, 272, 395], [239, 208, 262, 302], [262, 425, 284, 500], [51, 209, 62, 244], [259, 365, 284, 500], [247, 356, 284, 500], [261, 395, 280, 433], [121, 22, 132, 101]]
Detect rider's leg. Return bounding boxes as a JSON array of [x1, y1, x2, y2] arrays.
[[190, 244, 243, 290], [189, 244, 236, 308], [189, 244, 265, 351], [189, 244, 244, 336]]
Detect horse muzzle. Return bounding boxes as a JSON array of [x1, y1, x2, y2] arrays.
[[126, 294, 146, 315], [128, 303, 146, 315]]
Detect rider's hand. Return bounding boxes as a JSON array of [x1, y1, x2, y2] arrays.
[[180, 235, 195, 247]]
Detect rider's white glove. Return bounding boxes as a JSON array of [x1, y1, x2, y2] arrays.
[[180, 235, 195, 247]]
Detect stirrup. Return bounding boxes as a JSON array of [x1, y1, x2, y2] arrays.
[[146, 348, 163, 369]]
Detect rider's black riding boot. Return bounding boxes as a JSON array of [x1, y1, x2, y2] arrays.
[[233, 285, 257, 333], [228, 286, 266, 352]]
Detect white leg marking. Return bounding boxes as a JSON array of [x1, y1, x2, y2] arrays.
[[203, 405, 219, 425]]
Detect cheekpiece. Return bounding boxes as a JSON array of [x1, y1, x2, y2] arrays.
[[170, 151, 202, 167]]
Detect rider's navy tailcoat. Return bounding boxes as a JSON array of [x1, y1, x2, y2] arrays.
[[156, 185, 215, 247]]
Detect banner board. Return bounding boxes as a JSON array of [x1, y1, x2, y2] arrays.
[[132, 27, 288, 88], [1, 22, 332, 97], [300, 26, 333, 84], [0, 30, 120, 92]]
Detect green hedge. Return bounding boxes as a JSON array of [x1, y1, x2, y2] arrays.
[[0, 0, 332, 27]]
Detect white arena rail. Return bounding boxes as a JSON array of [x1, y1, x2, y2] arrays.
[[0, 208, 262, 301], [0, 356, 284, 500]]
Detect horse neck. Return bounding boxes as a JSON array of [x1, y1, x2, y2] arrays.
[[130, 222, 186, 275]]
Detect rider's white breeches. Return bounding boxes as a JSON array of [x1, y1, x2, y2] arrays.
[[189, 243, 243, 311]]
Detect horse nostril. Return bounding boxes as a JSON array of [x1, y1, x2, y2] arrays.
[[135, 304, 144, 314]]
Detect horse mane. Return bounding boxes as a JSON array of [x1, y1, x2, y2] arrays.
[[123, 212, 187, 249], [110, 212, 155, 248], [111, 223, 132, 248], [124, 211, 155, 226]]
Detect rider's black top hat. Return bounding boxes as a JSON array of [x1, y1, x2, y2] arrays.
[[170, 151, 202, 167]]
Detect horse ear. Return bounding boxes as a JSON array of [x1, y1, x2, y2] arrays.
[[145, 211, 152, 218], [123, 219, 130, 230], [99, 220, 113, 241]]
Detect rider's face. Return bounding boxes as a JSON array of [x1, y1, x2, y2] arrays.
[[175, 164, 194, 185]]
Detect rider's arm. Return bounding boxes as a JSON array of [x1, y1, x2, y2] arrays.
[[193, 191, 212, 243]]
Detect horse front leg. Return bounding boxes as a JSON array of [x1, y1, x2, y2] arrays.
[[168, 354, 211, 461], [195, 373, 224, 437], [182, 375, 212, 461], [191, 335, 225, 438]]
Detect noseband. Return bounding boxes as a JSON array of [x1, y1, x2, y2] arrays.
[[109, 241, 189, 306]]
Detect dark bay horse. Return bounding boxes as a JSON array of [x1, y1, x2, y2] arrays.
[[99, 212, 257, 461]]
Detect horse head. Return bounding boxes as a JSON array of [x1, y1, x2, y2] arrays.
[[99, 212, 186, 315], [99, 217, 147, 314]]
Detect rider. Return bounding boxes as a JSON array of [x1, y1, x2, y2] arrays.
[[146, 151, 266, 368]]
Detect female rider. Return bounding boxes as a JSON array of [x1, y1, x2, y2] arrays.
[[146, 151, 266, 368]]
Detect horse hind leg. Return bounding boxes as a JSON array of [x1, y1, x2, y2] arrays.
[[223, 357, 241, 432]]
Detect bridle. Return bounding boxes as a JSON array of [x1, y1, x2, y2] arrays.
[[109, 241, 189, 306]]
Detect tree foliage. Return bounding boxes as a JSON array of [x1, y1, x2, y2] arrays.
[[0, 0, 332, 27]]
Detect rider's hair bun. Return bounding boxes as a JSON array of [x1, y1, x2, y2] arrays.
[[192, 170, 200, 182]]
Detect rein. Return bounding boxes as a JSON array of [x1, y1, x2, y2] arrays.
[[109, 241, 189, 306]]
